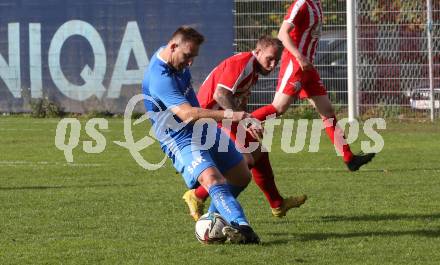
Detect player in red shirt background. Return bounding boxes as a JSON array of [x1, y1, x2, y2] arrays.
[[252, 0, 376, 171], [183, 36, 307, 221]]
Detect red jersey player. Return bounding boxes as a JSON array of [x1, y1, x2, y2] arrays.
[[251, 0, 376, 171], [183, 36, 307, 221]]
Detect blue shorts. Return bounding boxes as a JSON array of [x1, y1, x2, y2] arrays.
[[170, 128, 243, 188]]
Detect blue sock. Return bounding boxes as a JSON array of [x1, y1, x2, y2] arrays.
[[208, 183, 246, 213], [208, 184, 249, 226], [207, 201, 219, 214]]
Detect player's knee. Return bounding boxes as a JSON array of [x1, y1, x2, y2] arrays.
[[320, 106, 335, 119], [229, 170, 251, 187], [243, 153, 255, 168], [237, 171, 252, 188], [273, 101, 289, 115], [220, 157, 252, 187], [198, 168, 226, 190], [239, 161, 252, 186], [244, 170, 252, 185], [327, 107, 336, 117], [227, 165, 252, 187], [272, 92, 294, 115]]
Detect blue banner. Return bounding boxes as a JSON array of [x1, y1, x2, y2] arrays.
[[0, 0, 233, 113]]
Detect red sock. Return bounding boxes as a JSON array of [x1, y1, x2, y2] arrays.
[[251, 152, 283, 208], [251, 104, 277, 121], [322, 115, 353, 162], [194, 185, 209, 201]]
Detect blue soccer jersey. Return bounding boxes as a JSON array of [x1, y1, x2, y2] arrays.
[[142, 47, 244, 188], [142, 47, 200, 155]]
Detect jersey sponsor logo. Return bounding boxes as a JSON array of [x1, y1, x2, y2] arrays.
[[291, 81, 302, 93], [187, 156, 207, 175]]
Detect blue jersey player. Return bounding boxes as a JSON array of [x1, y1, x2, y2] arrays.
[[142, 26, 260, 244]]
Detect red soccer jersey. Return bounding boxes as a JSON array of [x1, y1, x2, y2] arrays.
[[284, 0, 323, 62], [197, 52, 259, 110]]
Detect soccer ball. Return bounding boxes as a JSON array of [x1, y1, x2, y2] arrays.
[[195, 212, 228, 244]]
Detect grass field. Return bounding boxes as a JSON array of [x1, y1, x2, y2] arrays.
[[1, 116, 440, 265]]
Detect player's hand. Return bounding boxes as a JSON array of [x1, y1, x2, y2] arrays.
[[246, 122, 264, 142], [297, 55, 313, 71], [242, 114, 264, 141], [230, 111, 250, 122]]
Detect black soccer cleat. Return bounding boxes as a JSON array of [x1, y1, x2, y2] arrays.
[[238, 225, 260, 244], [346, 152, 376, 171], [222, 222, 260, 244]]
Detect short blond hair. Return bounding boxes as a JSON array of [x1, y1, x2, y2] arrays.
[[256, 35, 282, 49], [171, 26, 205, 45]]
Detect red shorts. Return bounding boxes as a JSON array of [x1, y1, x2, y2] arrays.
[[276, 54, 327, 99]]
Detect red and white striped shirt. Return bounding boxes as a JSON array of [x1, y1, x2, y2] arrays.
[[284, 0, 323, 62], [197, 52, 259, 110]]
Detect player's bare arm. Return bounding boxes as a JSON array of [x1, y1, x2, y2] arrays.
[[171, 103, 251, 123], [278, 22, 313, 71], [237, 93, 249, 112], [214, 86, 263, 138], [213, 85, 241, 111]]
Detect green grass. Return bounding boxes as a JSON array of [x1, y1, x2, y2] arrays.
[[1, 117, 440, 265]]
